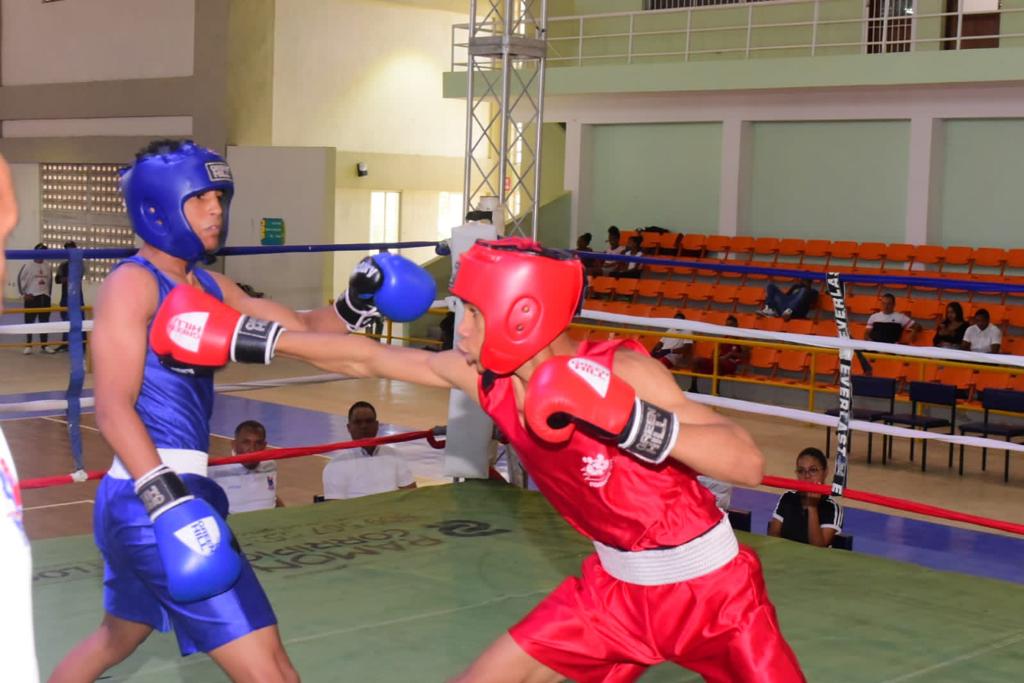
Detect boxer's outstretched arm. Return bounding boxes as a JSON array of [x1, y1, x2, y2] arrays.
[[208, 271, 345, 334], [612, 349, 765, 487], [276, 331, 479, 396], [92, 264, 165, 479]]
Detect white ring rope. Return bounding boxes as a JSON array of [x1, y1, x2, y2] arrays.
[[0, 320, 95, 335], [0, 373, 350, 414], [580, 309, 1024, 370], [687, 392, 1024, 454]]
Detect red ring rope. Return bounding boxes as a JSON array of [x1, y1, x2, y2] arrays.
[[20, 428, 446, 490], [762, 475, 1024, 536]]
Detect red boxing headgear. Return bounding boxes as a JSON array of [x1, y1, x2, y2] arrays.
[[451, 237, 584, 375]]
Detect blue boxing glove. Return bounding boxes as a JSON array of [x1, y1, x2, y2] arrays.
[[135, 465, 242, 603], [334, 253, 436, 331]]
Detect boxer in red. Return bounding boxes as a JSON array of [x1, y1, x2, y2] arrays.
[[151, 238, 805, 683]]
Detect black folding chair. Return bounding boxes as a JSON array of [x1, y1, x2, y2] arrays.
[[881, 381, 958, 472], [727, 508, 752, 533], [958, 388, 1024, 483], [824, 375, 897, 464]]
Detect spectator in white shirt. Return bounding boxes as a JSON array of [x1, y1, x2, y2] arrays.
[[207, 420, 282, 513], [651, 312, 693, 370], [865, 293, 920, 344], [962, 308, 1002, 353], [16, 243, 56, 354], [602, 226, 625, 275], [322, 401, 416, 500]]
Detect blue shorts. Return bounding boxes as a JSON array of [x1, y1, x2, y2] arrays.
[[94, 474, 277, 656]]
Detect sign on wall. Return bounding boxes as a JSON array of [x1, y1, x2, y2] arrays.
[[260, 218, 286, 246]]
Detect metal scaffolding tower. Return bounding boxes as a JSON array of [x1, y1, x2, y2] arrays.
[[462, 0, 548, 238]]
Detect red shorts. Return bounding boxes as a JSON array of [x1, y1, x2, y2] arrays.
[[509, 544, 804, 683]]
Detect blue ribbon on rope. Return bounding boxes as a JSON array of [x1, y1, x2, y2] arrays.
[[66, 249, 85, 471]]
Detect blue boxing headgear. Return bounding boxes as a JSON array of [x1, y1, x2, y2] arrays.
[[120, 141, 234, 264]]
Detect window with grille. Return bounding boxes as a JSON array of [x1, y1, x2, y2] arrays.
[[40, 163, 135, 283]]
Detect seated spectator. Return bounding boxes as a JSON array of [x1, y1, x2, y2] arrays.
[[613, 234, 644, 279], [866, 293, 920, 343], [323, 401, 417, 500], [602, 225, 625, 275], [650, 313, 693, 370], [768, 447, 843, 547], [962, 308, 1001, 353], [933, 301, 968, 349], [693, 315, 748, 376], [576, 232, 602, 278], [758, 278, 817, 321], [207, 420, 282, 513]]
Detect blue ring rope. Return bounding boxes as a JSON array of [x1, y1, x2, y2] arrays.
[[578, 250, 1024, 294]]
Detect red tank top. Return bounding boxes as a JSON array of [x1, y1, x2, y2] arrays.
[[479, 339, 723, 550]]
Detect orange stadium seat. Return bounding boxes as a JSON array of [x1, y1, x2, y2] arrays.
[[710, 285, 740, 309], [686, 283, 715, 309], [654, 232, 681, 256], [786, 319, 814, 335], [970, 247, 1007, 278], [775, 350, 810, 385], [589, 276, 615, 299], [1004, 248, 1024, 274], [811, 352, 840, 387], [745, 347, 778, 374], [910, 298, 945, 323], [913, 245, 945, 269], [681, 233, 707, 255], [855, 242, 887, 270], [728, 236, 755, 263], [859, 357, 906, 382], [827, 241, 858, 269], [635, 279, 666, 303], [801, 240, 830, 267], [611, 278, 639, 300], [972, 371, 1010, 398], [650, 305, 680, 320], [942, 246, 974, 274], [704, 235, 732, 260], [661, 281, 689, 305], [776, 238, 806, 266], [736, 286, 764, 309]]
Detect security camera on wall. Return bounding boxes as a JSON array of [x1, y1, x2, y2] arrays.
[[356, 162, 368, 177]]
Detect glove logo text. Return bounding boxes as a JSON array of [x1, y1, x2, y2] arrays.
[[174, 516, 222, 557], [567, 358, 611, 398], [167, 312, 210, 353]]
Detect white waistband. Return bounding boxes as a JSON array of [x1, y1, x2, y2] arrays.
[[593, 515, 739, 586], [108, 449, 209, 480]]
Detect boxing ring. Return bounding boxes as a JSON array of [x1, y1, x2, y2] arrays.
[[5, 241, 1024, 681]]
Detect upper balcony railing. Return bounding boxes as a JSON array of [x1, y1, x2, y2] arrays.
[[451, 0, 1024, 71]]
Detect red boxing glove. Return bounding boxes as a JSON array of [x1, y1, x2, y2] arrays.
[[150, 285, 284, 372], [524, 356, 680, 465]]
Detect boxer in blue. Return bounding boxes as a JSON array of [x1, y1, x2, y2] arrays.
[[48, 140, 435, 682]]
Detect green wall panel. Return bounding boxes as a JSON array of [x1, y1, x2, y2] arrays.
[[939, 118, 1024, 248], [748, 121, 909, 241], [587, 122, 722, 234]]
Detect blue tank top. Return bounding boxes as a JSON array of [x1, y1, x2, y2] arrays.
[[114, 256, 224, 452]]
